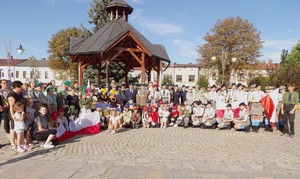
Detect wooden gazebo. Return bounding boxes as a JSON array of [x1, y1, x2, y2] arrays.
[[69, 0, 170, 86]]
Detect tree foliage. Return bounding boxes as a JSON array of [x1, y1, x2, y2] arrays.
[[83, 65, 99, 85], [88, 0, 112, 32], [162, 74, 173, 85], [48, 27, 83, 81], [273, 40, 300, 94], [248, 76, 273, 91], [285, 40, 300, 62], [197, 75, 209, 88], [280, 49, 288, 64], [28, 56, 39, 82], [197, 16, 263, 84]]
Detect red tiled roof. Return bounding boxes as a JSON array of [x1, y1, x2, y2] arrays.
[[0, 59, 27, 66]]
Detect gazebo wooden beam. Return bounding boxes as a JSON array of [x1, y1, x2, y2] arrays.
[[110, 48, 126, 61], [127, 48, 142, 65]]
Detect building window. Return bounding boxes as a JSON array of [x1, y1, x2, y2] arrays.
[[11, 72, 14, 78], [1, 72, 4, 78], [45, 71, 48, 79], [37, 71, 41, 79], [16, 71, 19, 78], [23, 71, 26, 78], [176, 75, 182, 82], [188, 75, 195, 82], [30, 71, 33, 79]]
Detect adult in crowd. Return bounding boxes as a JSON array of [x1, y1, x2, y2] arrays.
[[0, 79, 10, 142], [281, 83, 299, 138], [7, 81, 25, 149], [125, 83, 137, 103], [136, 83, 149, 108]]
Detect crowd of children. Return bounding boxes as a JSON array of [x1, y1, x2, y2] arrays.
[[0, 79, 299, 152]]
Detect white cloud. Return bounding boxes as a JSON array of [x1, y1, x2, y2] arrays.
[[172, 39, 198, 60], [264, 39, 297, 49], [130, 9, 183, 35]]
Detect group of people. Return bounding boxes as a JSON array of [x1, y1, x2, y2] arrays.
[[0, 78, 298, 152]]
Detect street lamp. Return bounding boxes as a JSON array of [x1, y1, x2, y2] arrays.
[[211, 49, 236, 84], [3, 39, 25, 81]]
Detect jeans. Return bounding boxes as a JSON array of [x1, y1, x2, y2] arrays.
[[283, 104, 296, 135]]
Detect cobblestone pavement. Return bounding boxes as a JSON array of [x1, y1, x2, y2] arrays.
[[0, 111, 299, 179]]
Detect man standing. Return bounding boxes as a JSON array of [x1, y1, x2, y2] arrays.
[[125, 83, 137, 103], [136, 83, 149, 108], [281, 83, 299, 138]]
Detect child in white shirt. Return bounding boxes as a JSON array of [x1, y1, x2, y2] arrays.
[[13, 102, 26, 152], [203, 102, 216, 128]]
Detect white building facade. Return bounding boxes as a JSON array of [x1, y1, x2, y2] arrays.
[[0, 59, 63, 85]]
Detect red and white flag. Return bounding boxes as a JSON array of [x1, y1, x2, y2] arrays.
[[56, 112, 101, 142], [216, 100, 246, 118], [260, 89, 279, 123]]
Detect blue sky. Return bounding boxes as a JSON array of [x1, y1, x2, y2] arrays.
[[0, 0, 300, 63]]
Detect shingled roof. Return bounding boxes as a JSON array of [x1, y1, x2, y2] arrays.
[[107, 0, 133, 14], [69, 18, 170, 62]]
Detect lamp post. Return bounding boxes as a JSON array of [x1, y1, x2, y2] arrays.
[[211, 49, 236, 84], [3, 39, 25, 81]]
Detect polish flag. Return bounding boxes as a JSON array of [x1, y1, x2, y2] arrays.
[[216, 100, 246, 118], [56, 112, 101, 142], [260, 89, 279, 123]]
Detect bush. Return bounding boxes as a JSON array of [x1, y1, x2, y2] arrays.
[[197, 75, 209, 88]]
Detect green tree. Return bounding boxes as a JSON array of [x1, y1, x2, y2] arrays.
[[85, 0, 125, 83], [162, 74, 173, 84], [285, 40, 300, 62], [197, 75, 209, 88], [83, 65, 99, 85], [88, 0, 112, 32], [248, 76, 273, 91], [197, 16, 263, 85], [280, 49, 288, 64], [48, 27, 83, 81], [28, 56, 39, 82]]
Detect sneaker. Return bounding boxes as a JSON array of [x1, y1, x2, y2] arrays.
[[39, 142, 45, 148], [110, 131, 116, 135], [281, 133, 290, 137], [289, 134, 295, 138], [17, 146, 26, 153], [43, 143, 55, 149], [10, 145, 17, 150], [173, 124, 178, 127], [22, 145, 31, 151]]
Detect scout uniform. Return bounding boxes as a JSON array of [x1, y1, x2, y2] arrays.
[[160, 84, 171, 104], [203, 103, 216, 128], [217, 104, 234, 129], [233, 103, 250, 132], [248, 85, 264, 132]]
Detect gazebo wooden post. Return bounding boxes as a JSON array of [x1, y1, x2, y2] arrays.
[[156, 59, 161, 86], [97, 62, 102, 85], [78, 61, 86, 86], [141, 52, 145, 83], [105, 59, 110, 85]]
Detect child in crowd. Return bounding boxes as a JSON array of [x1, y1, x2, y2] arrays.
[[13, 102, 27, 152], [142, 106, 150, 128], [203, 102, 216, 129], [192, 101, 205, 127], [57, 108, 69, 131], [131, 106, 141, 129], [25, 98, 35, 147], [79, 100, 92, 117], [122, 104, 132, 128], [49, 112, 58, 128], [170, 105, 179, 126], [233, 102, 251, 132], [217, 104, 234, 129], [108, 108, 120, 135], [159, 104, 170, 128], [149, 105, 159, 127], [174, 104, 190, 128]]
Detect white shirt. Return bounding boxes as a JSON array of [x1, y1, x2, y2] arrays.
[[208, 91, 217, 102], [193, 106, 205, 116], [249, 90, 264, 102], [238, 108, 248, 122], [223, 109, 234, 120], [203, 107, 215, 119]]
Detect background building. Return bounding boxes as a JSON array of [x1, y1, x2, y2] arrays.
[[0, 58, 63, 85]]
